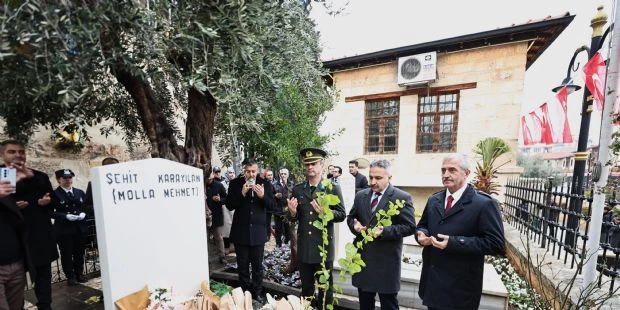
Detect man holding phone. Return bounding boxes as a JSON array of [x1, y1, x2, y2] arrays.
[[0, 140, 58, 310], [226, 158, 275, 304]]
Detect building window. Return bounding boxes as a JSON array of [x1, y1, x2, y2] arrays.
[[417, 93, 459, 153], [365, 98, 399, 154]]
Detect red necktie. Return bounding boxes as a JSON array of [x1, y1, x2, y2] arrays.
[[445, 195, 454, 214], [371, 192, 382, 212]]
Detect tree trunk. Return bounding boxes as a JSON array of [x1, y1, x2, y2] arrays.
[[185, 88, 217, 174], [285, 221, 298, 273]]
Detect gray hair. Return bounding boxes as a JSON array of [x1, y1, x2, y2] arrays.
[[442, 153, 471, 171], [279, 168, 289, 174], [369, 159, 392, 175]]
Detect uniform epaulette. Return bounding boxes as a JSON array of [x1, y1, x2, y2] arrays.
[[431, 189, 444, 196]]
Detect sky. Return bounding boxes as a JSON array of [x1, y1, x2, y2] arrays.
[[310, 0, 617, 148]]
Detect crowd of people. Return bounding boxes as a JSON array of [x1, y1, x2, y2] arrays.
[[1, 140, 506, 310], [206, 148, 505, 310]]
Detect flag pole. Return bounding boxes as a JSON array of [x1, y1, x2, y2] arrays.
[[583, 1, 619, 288]]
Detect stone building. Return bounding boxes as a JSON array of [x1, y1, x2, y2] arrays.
[[321, 13, 574, 209]]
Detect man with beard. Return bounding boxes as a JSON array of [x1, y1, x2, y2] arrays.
[[0, 140, 58, 310], [287, 148, 346, 309], [226, 158, 275, 304]]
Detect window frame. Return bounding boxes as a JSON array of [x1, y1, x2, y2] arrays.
[[364, 98, 400, 155], [416, 92, 460, 153]]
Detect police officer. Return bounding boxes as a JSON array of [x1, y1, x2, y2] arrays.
[[52, 169, 89, 286], [287, 148, 346, 309]]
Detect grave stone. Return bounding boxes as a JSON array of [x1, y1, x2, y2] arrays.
[[91, 158, 208, 309]]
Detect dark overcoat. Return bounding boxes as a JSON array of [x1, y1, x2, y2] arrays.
[[226, 176, 275, 246], [0, 195, 36, 279], [416, 185, 505, 310], [288, 179, 346, 263], [353, 172, 368, 193], [51, 187, 89, 236], [10, 168, 59, 267], [346, 184, 416, 293], [272, 179, 295, 215], [206, 180, 227, 228]]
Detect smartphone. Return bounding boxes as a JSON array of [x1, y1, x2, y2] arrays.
[[0, 167, 16, 193]]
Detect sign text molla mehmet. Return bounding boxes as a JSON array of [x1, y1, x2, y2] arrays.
[[105, 171, 202, 205]]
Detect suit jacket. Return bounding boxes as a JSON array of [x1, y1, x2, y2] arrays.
[[352, 172, 368, 193], [0, 196, 35, 278], [52, 187, 89, 236], [272, 178, 294, 215], [288, 179, 346, 264], [416, 185, 505, 310], [346, 184, 416, 293], [226, 176, 275, 246], [9, 168, 59, 266], [206, 180, 227, 228]]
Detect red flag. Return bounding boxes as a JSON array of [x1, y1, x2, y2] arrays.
[[583, 51, 607, 111], [555, 87, 573, 143], [521, 116, 534, 145], [538, 103, 554, 144], [528, 111, 543, 144]]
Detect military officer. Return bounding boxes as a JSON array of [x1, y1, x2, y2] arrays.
[[287, 148, 346, 309], [52, 169, 89, 286]]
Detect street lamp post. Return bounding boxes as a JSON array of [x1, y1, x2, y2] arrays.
[[553, 6, 607, 249]]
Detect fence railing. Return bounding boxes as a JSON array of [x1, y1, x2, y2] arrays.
[[504, 177, 619, 293]]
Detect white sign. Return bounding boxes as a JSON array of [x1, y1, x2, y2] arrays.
[[92, 158, 209, 309], [334, 172, 356, 263]]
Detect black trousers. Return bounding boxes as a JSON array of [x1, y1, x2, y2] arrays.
[[358, 288, 398, 310], [273, 215, 289, 246], [33, 264, 52, 310], [57, 232, 86, 279], [299, 261, 333, 310], [235, 244, 264, 298]]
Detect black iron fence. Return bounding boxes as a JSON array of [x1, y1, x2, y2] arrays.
[[26, 219, 101, 289], [504, 177, 620, 293]]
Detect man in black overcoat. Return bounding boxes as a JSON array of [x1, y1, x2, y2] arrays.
[[348, 160, 368, 193], [0, 140, 58, 310], [52, 169, 89, 285], [205, 172, 227, 263], [0, 178, 33, 310], [416, 153, 505, 310], [287, 148, 346, 310], [347, 159, 416, 310], [226, 158, 275, 304]]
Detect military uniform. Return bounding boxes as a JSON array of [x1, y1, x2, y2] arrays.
[[287, 148, 346, 309]]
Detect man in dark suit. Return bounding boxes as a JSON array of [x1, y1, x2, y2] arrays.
[[0, 178, 32, 310], [205, 172, 227, 263], [0, 140, 58, 310], [416, 153, 505, 310], [347, 159, 416, 310], [330, 166, 342, 184], [348, 160, 368, 193], [52, 169, 89, 286], [226, 158, 275, 304], [287, 148, 346, 310], [272, 168, 294, 247]]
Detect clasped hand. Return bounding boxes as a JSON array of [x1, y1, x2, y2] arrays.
[[66, 212, 86, 221], [241, 183, 264, 198], [417, 231, 449, 249]]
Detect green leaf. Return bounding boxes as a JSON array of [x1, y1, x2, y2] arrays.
[[313, 220, 323, 230]]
